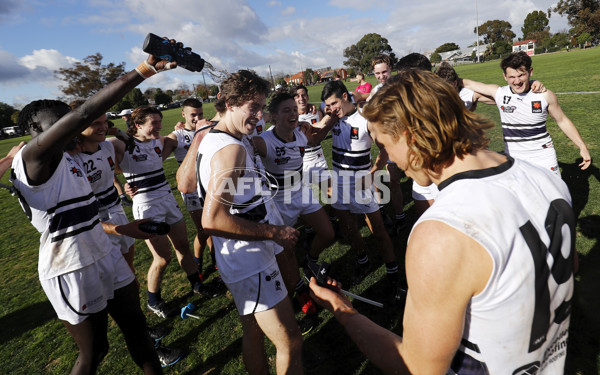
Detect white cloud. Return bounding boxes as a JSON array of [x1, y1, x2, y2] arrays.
[[282, 6, 296, 16], [19, 49, 79, 70]]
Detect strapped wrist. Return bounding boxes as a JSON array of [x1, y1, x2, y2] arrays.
[[135, 61, 157, 79]]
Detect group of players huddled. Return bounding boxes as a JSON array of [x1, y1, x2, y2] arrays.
[[3, 35, 590, 374]]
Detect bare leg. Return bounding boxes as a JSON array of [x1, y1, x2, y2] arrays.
[[239, 314, 269, 375], [364, 210, 396, 263], [300, 208, 334, 259], [166, 220, 197, 276], [62, 311, 109, 375]]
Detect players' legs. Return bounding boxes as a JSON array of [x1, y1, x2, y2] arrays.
[[240, 314, 269, 375], [62, 311, 109, 375], [334, 208, 366, 254], [253, 298, 304, 375], [122, 244, 136, 274], [364, 210, 396, 264], [166, 219, 197, 276], [300, 208, 334, 260], [144, 236, 173, 294], [107, 282, 162, 374]]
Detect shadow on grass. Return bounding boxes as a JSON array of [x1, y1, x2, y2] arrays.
[[0, 300, 55, 345], [559, 159, 600, 219], [566, 215, 600, 375]]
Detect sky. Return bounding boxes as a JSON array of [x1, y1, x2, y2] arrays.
[[0, 0, 571, 108]]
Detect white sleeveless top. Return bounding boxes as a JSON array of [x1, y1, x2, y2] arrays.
[[331, 109, 372, 172], [197, 129, 280, 283], [494, 86, 553, 154], [260, 127, 306, 191], [119, 138, 171, 204], [72, 141, 120, 216], [11, 149, 112, 280], [413, 157, 574, 374], [171, 128, 195, 164]]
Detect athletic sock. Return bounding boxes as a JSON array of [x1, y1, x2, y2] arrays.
[[295, 278, 307, 293], [357, 252, 369, 265], [386, 261, 399, 276], [306, 254, 318, 264], [187, 271, 202, 286], [147, 290, 162, 307], [193, 256, 202, 265], [305, 226, 314, 234], [395, 212, 406, 221]]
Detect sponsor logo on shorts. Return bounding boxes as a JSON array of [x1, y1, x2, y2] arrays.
[[532, 101, 542, 113], [265, 269, 280, 281]]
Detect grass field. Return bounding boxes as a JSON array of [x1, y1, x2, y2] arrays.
[[1, 47, 599, 374]]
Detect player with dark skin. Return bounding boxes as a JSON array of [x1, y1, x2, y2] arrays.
[[15, 38, 181, 374]]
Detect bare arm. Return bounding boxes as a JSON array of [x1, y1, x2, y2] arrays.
[[201, 143, 298, 249], [0, 141, 25, 179], [251, 136, 267, 158], [461, 78, 499, 99], [303, 114, 336, 146], [545, 90, 592, 169], [21, 52, 177, 185], [310, 220, 492, 374], [161, 136, 178, 161], [175, 123, 213, 193]]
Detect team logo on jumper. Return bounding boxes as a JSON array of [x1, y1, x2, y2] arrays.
[[311, 119, 317, 124], [107, 156, 115, 170], [87, 170, 102, 184], [501, 105, 517, 113], [256, 124, 263, 134], [154, 147, 162, 156], [351, 127, 359, 140], [69, 164, 83, 177], [503, 96, 511, 104], [299, 146, 305, 157], [132, 154, 148, 162], [532, 101, 542, 113]]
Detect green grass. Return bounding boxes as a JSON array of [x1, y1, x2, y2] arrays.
[[1, 48, 599, 374]]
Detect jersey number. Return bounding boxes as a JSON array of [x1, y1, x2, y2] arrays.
[[520, 199, 574, 353], [83, 160, 97, 174], [275, 147, 286, 157]]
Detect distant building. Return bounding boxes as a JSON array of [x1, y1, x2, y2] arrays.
[[513, 40, 537, 55], [319, 68, 348, 82], [430, 44, 490, 64]]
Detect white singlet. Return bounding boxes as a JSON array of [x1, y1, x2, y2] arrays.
[[459, 87, 475, 111], [11, 150, 112, 280], [494, 86, 559, 175], [413, 157, 574, 374], [197, 129, 282, 284], [299, 112, 329, 183]]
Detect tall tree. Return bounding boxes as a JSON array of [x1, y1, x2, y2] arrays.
[[154, 89, 172, 106], [475, 20, 516, 44], [435, 43, 460, 53], [0, 102, 16, 128], [303, 68, 315, 85], [553, 0, 600, 39], [55, 53, 126, 99], [343, 33, 397, 73], [522, 10, 550, 39]]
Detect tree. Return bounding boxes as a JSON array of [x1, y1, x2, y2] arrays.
[[430, 52, 442, 63], [109, 88, 148, 113], [343, 33, 397, 74], [0, 102, 16, 128], [552, 0, 600, 40], [522, 10, 550, 39], [551, 32, 571, 48], [303, 68, 315, 85], [154, 89, 172, 106], [577, 32, 592, 46], [55, 53, 126, 99], [435, 43, 460, 53], [475, 20, 516, 44]]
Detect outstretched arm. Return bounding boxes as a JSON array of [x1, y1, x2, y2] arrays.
[[176, 121, 214, 193], [21, 44, 179, 185], [461, 78, 499, 99], [545, 90, 591, 169], [0, 141, 25, 179]]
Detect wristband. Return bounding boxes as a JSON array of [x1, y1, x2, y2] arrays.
[[135, 61, 157, 79]]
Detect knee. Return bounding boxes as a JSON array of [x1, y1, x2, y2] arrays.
[[153, 253, 171, 268]]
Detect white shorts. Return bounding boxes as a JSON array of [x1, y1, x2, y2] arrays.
[[101, 205, 135, 254], [273, 185, 322, 227], [303, 148, 331, 184], [226, 262, 288, 315], [40, 247, 134, 325], [133, 193, 184, 225], [412, 181, 439, 201], [180, 191, 204, 212], [331, 177, 380, 214], [508, 147, 560, 177]]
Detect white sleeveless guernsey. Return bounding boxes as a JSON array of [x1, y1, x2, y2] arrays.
[[413, 157, 574, 374], [260, 127, 306, 191], [171, 128, 195, 164], [119, 138, 172, 204], [11, 149, 111, 280], [197, 129, 280, 283], [331, 109, 372, 174], [72, 141, 120, 216], [459, 87, 475, 111]]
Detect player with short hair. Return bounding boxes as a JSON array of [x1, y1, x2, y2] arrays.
[[198, 70, 303, 374], [321, 80, 404, 303], [111, 105, 206, 318], [463, 51, 591, 176], [434, 62, 495, 111], [9, 44, 183, 373], [166, 98, 217, 282], [311, 68, 575, 374]]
